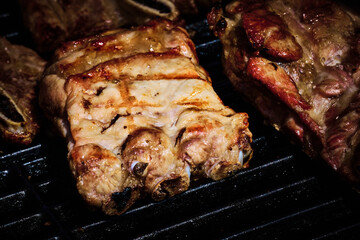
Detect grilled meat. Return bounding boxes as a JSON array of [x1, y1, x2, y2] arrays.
[[39, 19, 252, 215], [208, 0, 360, 182], [0, 37, 46, 145], [171, 0, 216, 14], [18, 0, 180, 53]]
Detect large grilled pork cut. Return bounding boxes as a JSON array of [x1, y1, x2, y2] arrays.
[[0, 37, 46, 145], [39, 19, 252, 215], [208, 0, 360, 183]]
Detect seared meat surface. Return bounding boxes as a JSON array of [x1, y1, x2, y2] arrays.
[[39, 19, 252, 215], [0, 37, 46, 145], [208, 0, 360, 182]]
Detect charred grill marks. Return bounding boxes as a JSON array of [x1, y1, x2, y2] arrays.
[[82, 98, 91, 109], [96, 87, 106, 96], [39, 19, 253, 215], [101, 114, 124, 133]]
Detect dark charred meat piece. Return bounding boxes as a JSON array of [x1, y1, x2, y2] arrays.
[[0, 37, 46, 145], [18, 0, 180, 53], [39, 19, 253, 215], [18, 0, 220, 53], [170, 0, 217, 15], [208, 0, 360, 183]]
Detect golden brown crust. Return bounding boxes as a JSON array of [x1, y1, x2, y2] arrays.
[[40, 19, 252, 215]]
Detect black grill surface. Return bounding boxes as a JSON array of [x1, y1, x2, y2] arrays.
[[1, 2, 360, 240]]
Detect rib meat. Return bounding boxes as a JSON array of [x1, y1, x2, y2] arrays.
[[0, 37, 46, 145], [208, 0, 360, 182], [39, 19, 252, 215]]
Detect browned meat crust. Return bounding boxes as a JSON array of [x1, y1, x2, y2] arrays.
[[39, 19, 252, 215], [0, 37, 46, 145], [208, 0, 360, 183]]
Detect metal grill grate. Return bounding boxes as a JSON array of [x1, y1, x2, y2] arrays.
[[1, 2, 360, 240]]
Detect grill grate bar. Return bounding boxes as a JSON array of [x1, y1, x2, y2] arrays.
[[131, 177, 333, 239], [0, 144, 42, 161], [2, 163, 72, 239], [67, 154, 309, 239], [80, 154, 297, 221], [232, 198, 360, 240], [72, 154, 296, 220], [196, 39, 221, 50], [313, 222, 360, 240], [224, 199, 341, 240]]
